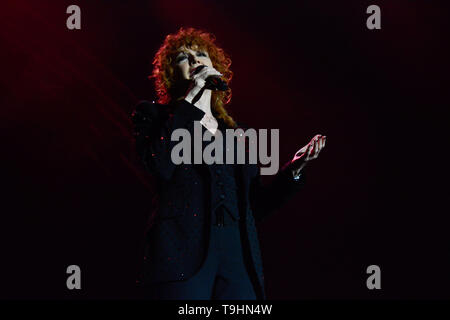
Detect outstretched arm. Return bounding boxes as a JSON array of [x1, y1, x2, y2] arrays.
[[250, 134, 326, 223]]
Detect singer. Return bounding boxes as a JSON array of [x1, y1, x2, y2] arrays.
[[130, 27, 326, 300]]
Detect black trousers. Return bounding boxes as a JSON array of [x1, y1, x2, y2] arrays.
[[144, 206, 257, 300]]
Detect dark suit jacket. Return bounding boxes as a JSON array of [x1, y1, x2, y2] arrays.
[[130, 99, 306, 300]]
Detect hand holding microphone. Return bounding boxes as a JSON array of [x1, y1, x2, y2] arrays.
[[185, 65, 227, 105], [190, 65, 228, 91]]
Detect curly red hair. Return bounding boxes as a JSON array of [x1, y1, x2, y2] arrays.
[[149, 27, 236, 128]]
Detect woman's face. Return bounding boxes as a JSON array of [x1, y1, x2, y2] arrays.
[[174, 45, 213, 81]]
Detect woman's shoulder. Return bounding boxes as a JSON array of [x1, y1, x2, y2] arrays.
[[130, 100, 169, 124]]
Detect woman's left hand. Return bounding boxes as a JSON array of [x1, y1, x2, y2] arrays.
[[290, 134, 326, 176]]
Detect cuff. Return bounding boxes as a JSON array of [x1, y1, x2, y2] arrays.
[[279, 160, 306, 188]]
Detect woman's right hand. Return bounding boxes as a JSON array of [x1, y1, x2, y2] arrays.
[[190, 65, 222, 89], [184, 66, 222, 104]]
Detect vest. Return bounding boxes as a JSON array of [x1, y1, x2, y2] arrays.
[[200, 119, 240, 226]]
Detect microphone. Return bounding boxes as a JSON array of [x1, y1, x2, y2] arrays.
[[192, 65, 228, 91]]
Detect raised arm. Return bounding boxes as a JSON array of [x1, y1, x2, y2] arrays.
[[249, 134, 326, 223]]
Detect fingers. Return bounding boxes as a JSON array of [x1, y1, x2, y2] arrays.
[[307, 142, 314, 160], [314, 137, 319, 154], [207, 68, 222, 77], [305, 134, 326, 161], [306, 136, 317, 160], [292, 134, 327, 164], [191, 67, 222, 89]]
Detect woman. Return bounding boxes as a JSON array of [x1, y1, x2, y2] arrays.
[[131, 27, 326, 300]]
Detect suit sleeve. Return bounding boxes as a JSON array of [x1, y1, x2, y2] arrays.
[[130, 99, 205, 181], [249, 160, 306, 224]]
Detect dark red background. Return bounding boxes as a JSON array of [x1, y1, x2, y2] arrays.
[[1, 0, 448, 299]]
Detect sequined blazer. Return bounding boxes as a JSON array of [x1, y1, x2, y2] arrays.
[[130, 99, 306, 300]]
